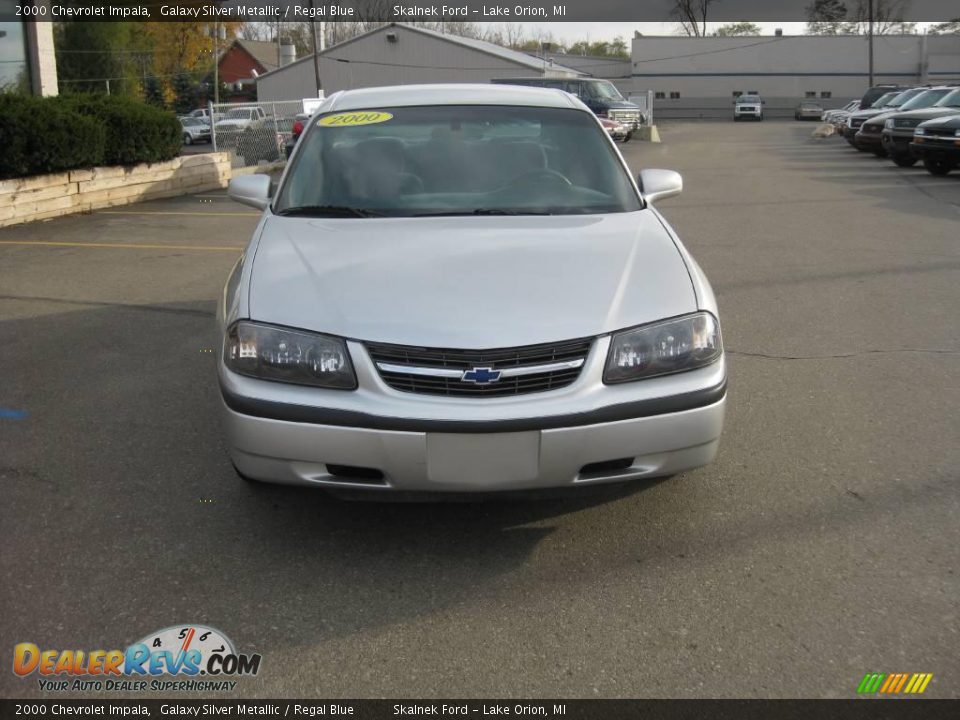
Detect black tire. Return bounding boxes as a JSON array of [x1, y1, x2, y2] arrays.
[[183, 133, 192, 146], [872, 147, 888, 158], [892, 153, 917, 167], [734, 116, 741, 122], [923, 157, 954, 176]]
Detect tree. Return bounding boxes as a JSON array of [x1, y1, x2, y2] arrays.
[[670, 0, 719, 37], [171, 71, 197, 114], [143, 76, 165, 108], [55, 21, 140, 94], [928, 19, 960, 34], [806, 0, 850, 34], [842, 0, 917, 34], [714, 22, 762, 36]]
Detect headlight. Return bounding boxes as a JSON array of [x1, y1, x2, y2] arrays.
[[225, 321, 356, 389], [604, 312, 722, 384], [954, 129, 960, 137], [914, 127, 925, 136], [884, 119, 895, 129]]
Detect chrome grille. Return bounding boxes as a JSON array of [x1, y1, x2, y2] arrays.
[[366, 338, 593, 398]]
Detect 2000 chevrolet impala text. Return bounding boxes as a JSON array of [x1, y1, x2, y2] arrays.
[[218, 84, 726, 493]]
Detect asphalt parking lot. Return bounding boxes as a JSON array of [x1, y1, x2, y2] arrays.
[[1, 121, 957, 699]]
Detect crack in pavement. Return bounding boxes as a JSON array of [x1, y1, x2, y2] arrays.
[[727, 348, 960, 360]]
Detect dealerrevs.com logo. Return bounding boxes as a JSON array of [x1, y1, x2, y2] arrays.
[[13, 625, 261, 692]]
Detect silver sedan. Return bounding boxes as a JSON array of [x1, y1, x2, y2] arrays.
[[219, 84, 726, 494]]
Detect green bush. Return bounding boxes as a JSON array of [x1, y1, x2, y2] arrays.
[[0, 95, 106, 179], [63, 94, 182, 166], [0, 94, 182, 179]]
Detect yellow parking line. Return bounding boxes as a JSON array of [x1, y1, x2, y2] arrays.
[[0, 240, 242, 252], [98, 210, 259, 216]]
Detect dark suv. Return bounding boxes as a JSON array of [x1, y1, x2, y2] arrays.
[[882, 87, 960, 167], [853, 87, 931, 157], [491, 78, 645, 130], [909, 109, 960, 176], [842, 89, 911, 147]]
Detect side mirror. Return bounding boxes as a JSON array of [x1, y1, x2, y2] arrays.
[[228, 174, 272, 210], [638, 169, 682, 203]]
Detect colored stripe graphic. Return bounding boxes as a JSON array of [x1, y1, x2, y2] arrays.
[[857, 673, 886, 693], [859, 672, 933, 694]]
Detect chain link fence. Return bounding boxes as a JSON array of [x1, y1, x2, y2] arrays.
[[209, 100, 305, 170]]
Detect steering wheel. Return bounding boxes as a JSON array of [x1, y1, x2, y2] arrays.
[[500, 168, 573, 191]]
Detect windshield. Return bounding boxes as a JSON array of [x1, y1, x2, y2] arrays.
[[870, 92, 897, 108], [591, 81, 625, 101], [900, 88, 951, 111], [225, 109, 252, 119], [274, 105, 642, 218], [933, 89, 960, 108], [887, 89, 922, 107], [738, 96, 761, 104]]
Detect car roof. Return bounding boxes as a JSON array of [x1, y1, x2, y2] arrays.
[[326, 83, 583, 112]]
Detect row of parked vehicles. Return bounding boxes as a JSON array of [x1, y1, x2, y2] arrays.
[[825, 84, 960, 176]]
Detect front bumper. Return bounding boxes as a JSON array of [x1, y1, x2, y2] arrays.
[[219, 338, 726, 492], [854, 129, 882, 149], [909, 138, 960, 161], [881, 130, 912, 154]]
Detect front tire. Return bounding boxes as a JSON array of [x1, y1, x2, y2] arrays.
[[872, 147, 888, 158], [892, 153, 917, 168], [183, 133, 192, 146], [923, 157, 954, 176]]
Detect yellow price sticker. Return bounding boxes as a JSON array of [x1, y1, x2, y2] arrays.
[[318, 111, 394, 128]]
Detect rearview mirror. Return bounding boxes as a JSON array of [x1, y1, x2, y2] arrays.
[[228, 174, 272, 210], [638, 169, 683, 203]]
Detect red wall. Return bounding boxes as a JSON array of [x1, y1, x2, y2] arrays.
[[218, 46, 268, 84]]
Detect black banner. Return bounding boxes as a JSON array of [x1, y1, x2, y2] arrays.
[[2, 700, 960, 720], [2, 0, 960, 23]]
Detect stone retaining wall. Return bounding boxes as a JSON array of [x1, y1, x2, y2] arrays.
[[0, 153, 231, 228]]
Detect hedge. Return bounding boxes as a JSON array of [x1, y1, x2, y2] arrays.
[[0, 94, 182, 180]]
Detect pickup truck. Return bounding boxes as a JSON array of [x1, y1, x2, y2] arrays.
[[215, 107, 267, 145]]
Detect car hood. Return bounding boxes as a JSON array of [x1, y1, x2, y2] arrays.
[[863, 110, 898, 126], [893, 107, 960, 121], [247, 211, 697, 348], [850, 108, 890, 120], [918, 113, 960, 129], [605, 101, 640, 110]]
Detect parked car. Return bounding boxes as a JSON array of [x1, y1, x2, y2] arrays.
[[856, 87, 955, 164], [284, 113, 310, 158], [492, 77, 645, 131], [179, 117, 211, 145], [911, 113, 960, 176], [219, 83, 726, 494], [794, 101, 823, 121], [599, 116, 633, 143], [733, 94, 764, 121], [852, 87, 930, 156], [842, 90, 907, 147], [823, 100, 859, 124], [878, 87, 960, 166], [215, 107, 267, 146]]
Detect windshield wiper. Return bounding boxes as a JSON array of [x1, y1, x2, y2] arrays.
[[413, 208, 551, 217], [275, 205, 383, 218]]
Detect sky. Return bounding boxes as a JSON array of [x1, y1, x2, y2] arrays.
[[476, 21, 936, 44]]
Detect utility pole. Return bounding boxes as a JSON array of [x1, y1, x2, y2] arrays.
[[210, 22, 225, 104], [308, 0, 323, 97], [868, 0, 875, 86]]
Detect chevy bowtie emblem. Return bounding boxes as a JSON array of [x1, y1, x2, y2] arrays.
[[461, 367, 502, 384]]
